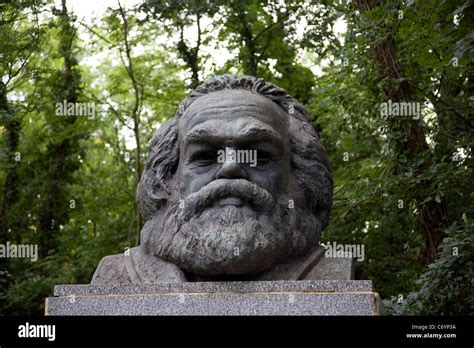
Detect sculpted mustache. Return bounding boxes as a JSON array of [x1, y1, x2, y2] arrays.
[[181, 179, 275, 219]]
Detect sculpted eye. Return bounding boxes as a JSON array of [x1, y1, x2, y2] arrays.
[[256, 150, 272, 164], [191, 150, 216, 165]]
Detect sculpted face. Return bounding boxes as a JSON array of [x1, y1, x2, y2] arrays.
[[142, 89, 321, 278], [178, 89, 290, 205]]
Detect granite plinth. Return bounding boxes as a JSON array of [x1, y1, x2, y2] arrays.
[[46, 280, 381, 316]]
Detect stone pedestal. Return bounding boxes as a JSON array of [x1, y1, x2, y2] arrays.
[[46, 280, 382, 316]]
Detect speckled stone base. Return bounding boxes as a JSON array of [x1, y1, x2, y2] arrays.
[[46, 280, 382, 316]]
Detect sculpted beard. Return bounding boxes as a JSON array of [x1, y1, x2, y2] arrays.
[[144, 179, 321, 276]]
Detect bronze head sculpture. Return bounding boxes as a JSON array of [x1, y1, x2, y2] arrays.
[[92, 75, 333, 283]]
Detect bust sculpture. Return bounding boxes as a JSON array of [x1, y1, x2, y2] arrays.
[[91, 75, 335, 284]]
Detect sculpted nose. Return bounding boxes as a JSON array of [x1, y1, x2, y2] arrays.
[[217, 162, 247, 179], [216, 148, 248, 180]]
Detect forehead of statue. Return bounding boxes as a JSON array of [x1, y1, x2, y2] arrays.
[[178, 89, 288, 139]]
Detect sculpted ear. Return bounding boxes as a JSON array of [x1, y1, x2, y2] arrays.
[[136, 118, 180, 222]]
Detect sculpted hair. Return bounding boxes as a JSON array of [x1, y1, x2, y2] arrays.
[[136, 74, 333, 228]]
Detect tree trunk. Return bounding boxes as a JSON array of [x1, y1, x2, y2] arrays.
[[177, 13, 202, 90], [38, 0, 79, 257], [0, 83, 20, 240], [0, 82, 20, 307], [353, 0, 448, 264], [117, 2, 144, 244]]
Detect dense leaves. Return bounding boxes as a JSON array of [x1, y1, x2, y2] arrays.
[[0, 0, 472, 315]]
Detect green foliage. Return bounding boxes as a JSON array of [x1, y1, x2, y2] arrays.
[[309, 65, 426, 297], [0, 0, 473, 316], [385, 219, 474, 315], [304, 0, 473, 309]]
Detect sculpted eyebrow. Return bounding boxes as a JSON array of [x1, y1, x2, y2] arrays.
[[183, 127, 219, 143], [184, 127, 282, 146]]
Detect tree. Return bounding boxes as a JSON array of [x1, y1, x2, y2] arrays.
[[0, 0, 45, 312], [142, 0, 219, 89], [1, 0, 472, 316], [81, 1, 186, 245], [35, 0, 86, 258], [303, 0, 473, 311]]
